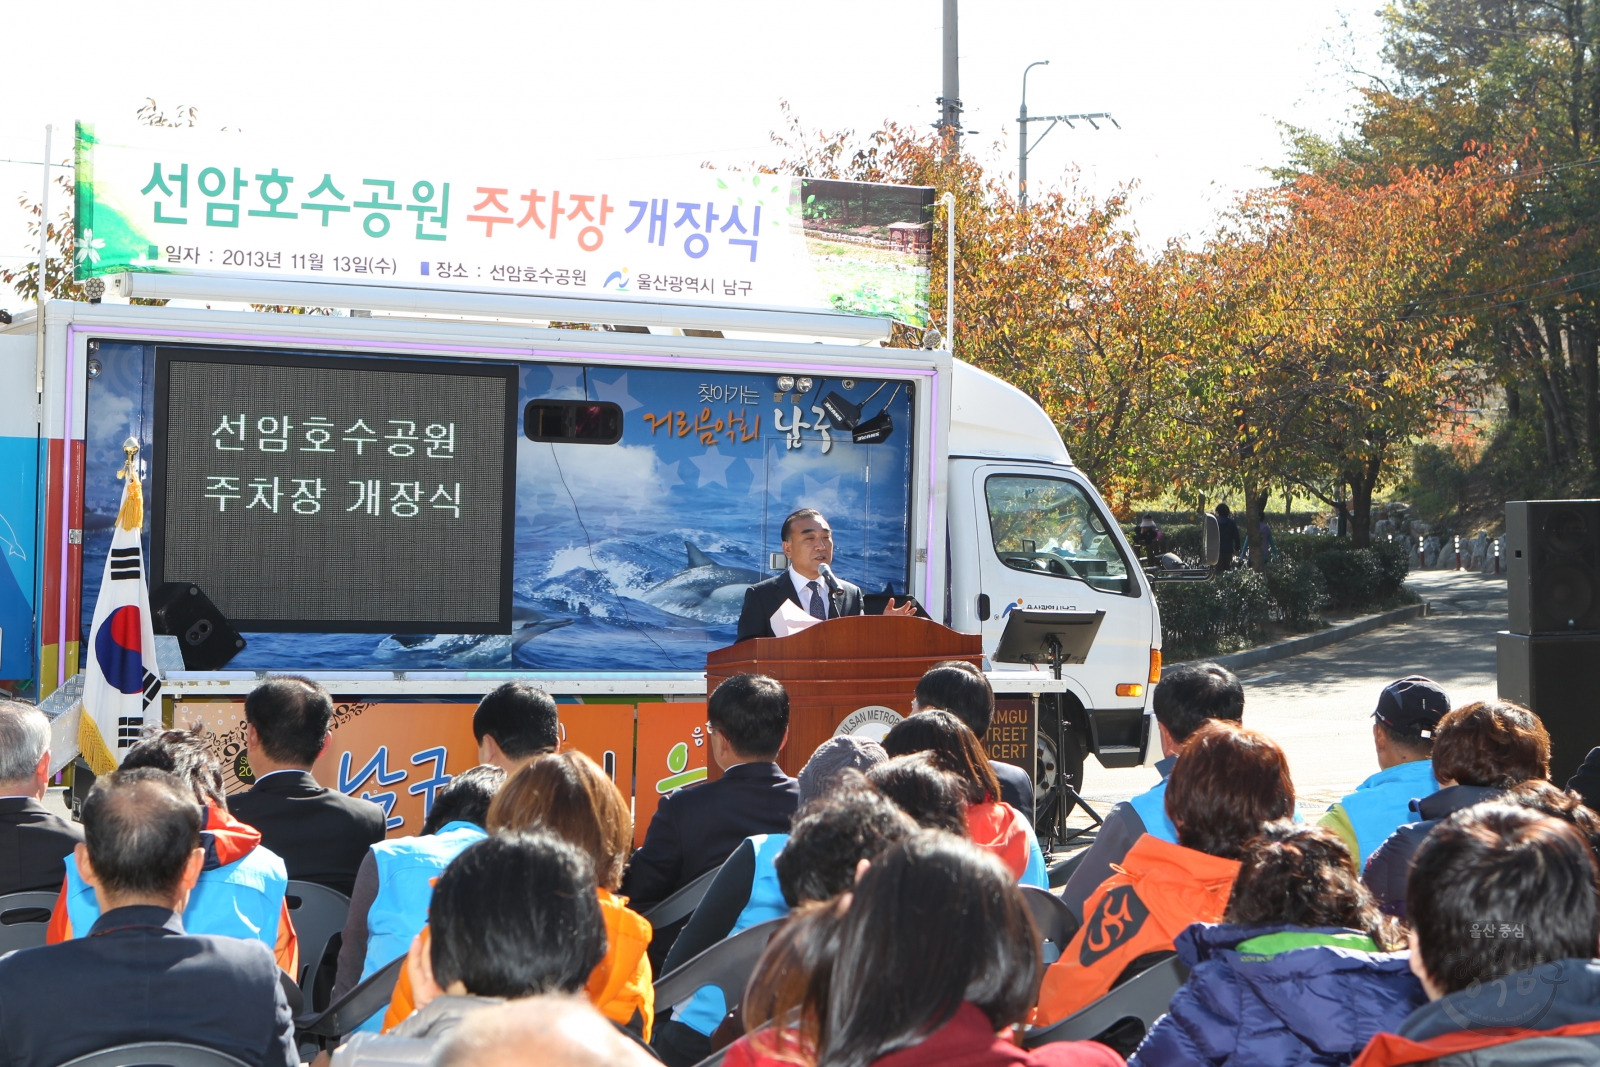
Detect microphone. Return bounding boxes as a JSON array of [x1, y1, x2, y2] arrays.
[[817, 563, 842, 595]]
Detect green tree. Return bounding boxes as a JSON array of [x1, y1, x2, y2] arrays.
[[1336, 2, 1600, 480]]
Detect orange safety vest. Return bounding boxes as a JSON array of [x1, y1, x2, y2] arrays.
[[382, 887, 655, 1039], [586, 887, 655, 1038], [1033, 834, 1240, 1026]]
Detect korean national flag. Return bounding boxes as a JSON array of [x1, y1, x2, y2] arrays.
[[79, 461, 160, 776]]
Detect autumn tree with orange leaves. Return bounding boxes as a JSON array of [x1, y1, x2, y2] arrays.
[[1179, 150, 1523, 560], [757, 104, 1189, 508], [753, 107, 1522, 563]]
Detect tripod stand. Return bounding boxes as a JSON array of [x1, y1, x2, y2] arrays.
[[1044, 634, 1102, 845], [992, 611, 1107, 850]]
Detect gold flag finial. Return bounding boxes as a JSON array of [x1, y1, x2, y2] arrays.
[[115, 436, 144, 531]]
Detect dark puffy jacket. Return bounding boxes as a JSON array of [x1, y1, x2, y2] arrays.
[[1128, 923, 1426, 1067], [1361, 785, 1501, 918], [1352, 958, 1600, 1067]]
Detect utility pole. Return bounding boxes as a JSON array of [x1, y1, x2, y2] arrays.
[[935, 0, 961, 155], [1017, 61, 1118, 211], [34, 124, 51, 402]]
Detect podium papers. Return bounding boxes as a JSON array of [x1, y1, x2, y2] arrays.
[[771, 600, 824, 638]]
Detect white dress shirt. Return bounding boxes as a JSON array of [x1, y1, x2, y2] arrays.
[[788, 566, 832, 619]]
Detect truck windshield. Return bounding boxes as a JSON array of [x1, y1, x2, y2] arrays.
[[984, 474, 1133, 595]]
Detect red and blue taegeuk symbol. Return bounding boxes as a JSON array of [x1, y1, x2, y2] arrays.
[[94, 605, 145, 695]]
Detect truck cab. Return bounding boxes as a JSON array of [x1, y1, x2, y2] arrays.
[[945, 362, 1159, 807]]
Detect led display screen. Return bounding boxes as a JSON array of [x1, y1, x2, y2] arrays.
[[153, 345, 517, 632]]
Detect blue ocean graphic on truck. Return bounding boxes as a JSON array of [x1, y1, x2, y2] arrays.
[[638, 543, 765, 623], [80, 347, 913, 673]]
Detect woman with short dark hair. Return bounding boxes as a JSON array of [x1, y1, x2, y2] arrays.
[[866, 753, 969, 835], [815, 833, 1119, 1067], [882, 712, 1048, 886], [1363, 700, 1551, 917], [334, 830, 605, 1067], [1034, 721, 1295, 1026], [384, 752, 655, 1039], [491, 751, 654, 1037], [1128, 824, 1423, 1066]]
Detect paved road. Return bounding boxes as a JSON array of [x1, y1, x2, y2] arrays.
[[1069, 569, 1507, 825]]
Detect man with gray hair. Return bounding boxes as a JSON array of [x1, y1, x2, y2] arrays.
[[0, 697, 82, 893], [0, 768, 296, 1067], [438, 995, 657, 1067]]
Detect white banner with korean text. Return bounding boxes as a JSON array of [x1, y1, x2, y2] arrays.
[[73, 123, 934, 325]]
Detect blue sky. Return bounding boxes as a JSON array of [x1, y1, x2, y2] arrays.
[[0, 0, 1384, 311]]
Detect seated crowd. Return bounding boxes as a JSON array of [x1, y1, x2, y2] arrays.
[[4, 653, 1600, 1067]]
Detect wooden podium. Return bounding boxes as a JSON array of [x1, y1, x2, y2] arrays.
[[704, 615, 983, 778]]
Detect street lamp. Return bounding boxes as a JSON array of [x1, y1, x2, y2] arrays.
[[1019, 61, 1049, 210], [1017, 61, 1119, 211]]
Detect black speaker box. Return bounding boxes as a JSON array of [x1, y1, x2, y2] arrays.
[[1498, 631, 1600, 785], [1506, 500, 1600, 634], [150, 582, 246, 671]]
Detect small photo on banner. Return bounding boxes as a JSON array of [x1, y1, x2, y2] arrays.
[[634, 702, 708, 849]]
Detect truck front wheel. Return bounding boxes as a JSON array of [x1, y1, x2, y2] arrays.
[[1035, 696, 1087, 829]]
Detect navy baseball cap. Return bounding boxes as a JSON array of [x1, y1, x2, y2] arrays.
[[1373, 676, 1451, 738]]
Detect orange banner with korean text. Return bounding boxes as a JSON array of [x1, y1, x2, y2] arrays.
[[176, 700, 480, 836], [177, 698, 644, 839], [633, 702, 709, 848], [558, 702, 637, 816]]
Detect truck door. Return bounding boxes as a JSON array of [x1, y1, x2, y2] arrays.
[[972, 467, 1150, 721]]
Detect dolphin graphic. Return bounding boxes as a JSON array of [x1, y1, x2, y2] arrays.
[[638, 542, 763, 624], [376, 603, 572, 663], [0, 512, 25, 562]]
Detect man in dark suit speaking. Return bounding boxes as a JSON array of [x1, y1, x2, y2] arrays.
[[736, 508, 916, 642]]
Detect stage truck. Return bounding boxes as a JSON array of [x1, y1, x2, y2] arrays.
[[0, 125, 1170, 842]]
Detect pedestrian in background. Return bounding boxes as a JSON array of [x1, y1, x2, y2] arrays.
[[1132, 516, 1163, 564], [1215, 504, 1238, 573]]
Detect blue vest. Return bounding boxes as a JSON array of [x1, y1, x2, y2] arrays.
[[64, 844, 287, 952], [676, 833, 791, 1036], [1339, 759, 1438, 867], [355, 821, 486, 1033], [1128, 776, 1179, 844], [1018, 813, 1050, 889]]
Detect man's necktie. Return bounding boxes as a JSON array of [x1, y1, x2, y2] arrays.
[[806, 580, 827, 620]]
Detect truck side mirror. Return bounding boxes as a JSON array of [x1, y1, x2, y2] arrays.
[[1204, 513, 1221, 567]]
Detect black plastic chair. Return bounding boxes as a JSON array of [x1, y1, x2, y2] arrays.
[[1020, 885, 1080, 964], [1023, 954, 1188, 1050], [1047, 848, 1089, 888], [0, 890, 58, 954], [283, 880, 350, 999], [653, 917, 785, 1013], [294, 951, 406, 1048], [58, 1043, 251, 1067], [641, 861, 724, 929]]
